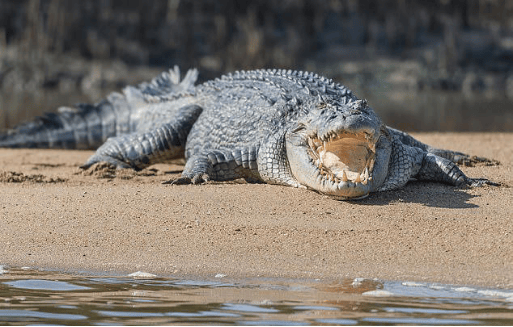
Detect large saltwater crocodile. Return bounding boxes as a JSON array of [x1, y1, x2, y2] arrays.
[[0, 67, 496, 199]]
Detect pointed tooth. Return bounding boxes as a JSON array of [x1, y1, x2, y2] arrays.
[[355, 174, 362, 183], [342, 170, 348, 182], [360, 167, 369, 185], [319, 147, 326, 163], [308, 138, 315, 148], [368, 157, 375, 171]]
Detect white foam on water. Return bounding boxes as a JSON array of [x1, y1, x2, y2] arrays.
[[401, 282, 425, 287], [477, 290, 513, 298], [454, 287, 476, 293], [215, 274, 227, 278], [128, 271, 157, 278], [362, 290, 396, 297]]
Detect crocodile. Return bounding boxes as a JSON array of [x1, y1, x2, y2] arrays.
[[0, 67, 496, 199]]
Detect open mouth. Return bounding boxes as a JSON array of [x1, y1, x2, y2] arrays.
[[307, 132, 376, 186]]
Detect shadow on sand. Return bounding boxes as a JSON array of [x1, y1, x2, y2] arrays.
[[354, 182, 482, 209]]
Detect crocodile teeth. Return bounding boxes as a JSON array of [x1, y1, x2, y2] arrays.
[[342, 170, 348, 182], [355, 173, 361, 183], [308, 138, 315, 149], [369, 157, 376, 171], [362, 167, 369, 185]]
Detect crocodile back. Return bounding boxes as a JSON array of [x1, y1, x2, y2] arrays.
[[185, 69, 356, 158]]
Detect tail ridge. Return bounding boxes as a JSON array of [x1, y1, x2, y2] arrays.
[[0, 66, 199, 150]]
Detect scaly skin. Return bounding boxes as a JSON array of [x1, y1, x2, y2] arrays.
[[0, 67, 497, 199]]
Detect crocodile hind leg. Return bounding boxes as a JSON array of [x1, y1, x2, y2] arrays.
[[80, 105, 202, 170], [386, 126, 499, 166], [416, 153, 499, 187], [379, 134, 498, 192]]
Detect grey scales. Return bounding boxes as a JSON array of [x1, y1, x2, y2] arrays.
[[0, 67, 497, 199]]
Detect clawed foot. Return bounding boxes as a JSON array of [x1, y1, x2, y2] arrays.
[[80, 155, 132, 170], [466, 178, 500, 187], [162, 173, 210, 185]]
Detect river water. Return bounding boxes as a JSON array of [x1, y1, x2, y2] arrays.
[[1, 266, 512, 325]]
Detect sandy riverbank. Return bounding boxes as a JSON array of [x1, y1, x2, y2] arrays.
[[0, 133, 512, 288]]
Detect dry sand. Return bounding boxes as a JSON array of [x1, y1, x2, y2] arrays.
[[0, 133, 512, 288]]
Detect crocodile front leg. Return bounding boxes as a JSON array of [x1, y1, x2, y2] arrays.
[[80, 105, 202, 170], [169, 133, 304, 188], [167, 146, 261, 184]]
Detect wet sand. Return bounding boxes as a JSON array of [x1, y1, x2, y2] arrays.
[[0, 133, 512, 288]]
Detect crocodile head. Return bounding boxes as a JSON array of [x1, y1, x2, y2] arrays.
[[286, 99, 391, 200]]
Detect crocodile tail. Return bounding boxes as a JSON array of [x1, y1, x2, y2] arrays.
[[0, 99, 125, 149], [0, 66, 199, 150]]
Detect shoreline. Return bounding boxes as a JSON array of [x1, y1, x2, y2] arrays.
[[1, 132, 512, 288]]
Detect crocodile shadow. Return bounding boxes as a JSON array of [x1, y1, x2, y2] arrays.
[[355, 182, 481, 209]]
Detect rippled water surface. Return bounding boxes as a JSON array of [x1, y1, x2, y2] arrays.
[[1, 267, 512, 325]]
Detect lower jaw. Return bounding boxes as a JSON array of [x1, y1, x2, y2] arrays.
[[316, 180, 372, 200]]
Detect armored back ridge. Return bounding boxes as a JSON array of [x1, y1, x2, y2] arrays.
[[0, 67, 498, 199]]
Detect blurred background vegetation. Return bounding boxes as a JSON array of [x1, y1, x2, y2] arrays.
[[1, 0, 512, 131]]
